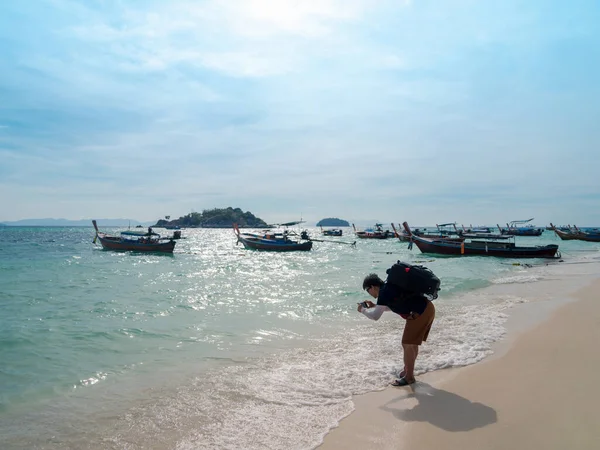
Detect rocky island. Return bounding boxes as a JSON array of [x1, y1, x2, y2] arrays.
[[154, 207, 268, 228], [316, 218, 350, 227]]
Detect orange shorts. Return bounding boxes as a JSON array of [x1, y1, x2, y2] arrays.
[[402, 300, 435, 345]]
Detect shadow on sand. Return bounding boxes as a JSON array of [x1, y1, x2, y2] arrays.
[[381, 382, 497, 432]]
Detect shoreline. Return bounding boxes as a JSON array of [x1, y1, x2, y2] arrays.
[[319, 264, 600, 450]]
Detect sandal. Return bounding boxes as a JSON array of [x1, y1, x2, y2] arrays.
[[390, 377, 415, 387]]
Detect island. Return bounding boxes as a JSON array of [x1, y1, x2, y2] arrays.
[[316, 218, 350, 227], [154, 207, 268, 228]]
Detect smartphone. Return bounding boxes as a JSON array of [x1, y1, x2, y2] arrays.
[[358, 301, 370, 309]]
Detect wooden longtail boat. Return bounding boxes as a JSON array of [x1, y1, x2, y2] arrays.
[[464, 225, 494, 234], [92, 220, 176, 253], [459, 224, 512, 240], [233, 223, 313, 252], [571, 226, 600, 242], [353, 223, 395, 239], [403, 222, 560, 258], [549, 223, 581, 241], [391, 223, 464, 242], [321, 226, 343, 237], [551, 224, 600, 242], [498, 219, 544, 236], [391, 223, 411, 241]]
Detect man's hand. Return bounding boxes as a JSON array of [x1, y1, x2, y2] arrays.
[[357, 300, 375, 312]]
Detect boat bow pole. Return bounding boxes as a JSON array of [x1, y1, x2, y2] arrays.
[[92, 220, 99, 244]]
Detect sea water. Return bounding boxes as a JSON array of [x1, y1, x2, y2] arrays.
[[0, 226, 599, 449]]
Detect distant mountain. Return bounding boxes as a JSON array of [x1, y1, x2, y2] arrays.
[[316, 217, 350, 227], [0, 218, 155, 227]]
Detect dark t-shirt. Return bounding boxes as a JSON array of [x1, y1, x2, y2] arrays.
[[376, 282, 428, 317]]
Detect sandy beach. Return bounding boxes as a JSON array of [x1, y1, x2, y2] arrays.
[[320, 276, 600, 450]]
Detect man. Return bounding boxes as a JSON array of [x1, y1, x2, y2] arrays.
[[358, 273, 435, 386]]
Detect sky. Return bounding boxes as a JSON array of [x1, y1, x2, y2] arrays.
[[1, 0, 599, 226]]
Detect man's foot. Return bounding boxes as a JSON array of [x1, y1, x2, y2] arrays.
[[390, 377, 415, 387]]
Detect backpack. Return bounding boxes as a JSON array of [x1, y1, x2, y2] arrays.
[[385, 261, 441, 300]]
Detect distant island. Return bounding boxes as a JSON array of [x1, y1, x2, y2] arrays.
[[154, 207, 268, 228], [316, 217, 350, 227]]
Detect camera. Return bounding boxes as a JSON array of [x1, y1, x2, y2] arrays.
[[359, 301, 371, 309]]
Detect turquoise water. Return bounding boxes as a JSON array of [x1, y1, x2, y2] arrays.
[[0, 226, 598, 449]]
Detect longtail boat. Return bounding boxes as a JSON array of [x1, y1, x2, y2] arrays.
[[551, 224, 600, 242], [403, 222, 559, 258], [459, 224, 512, 240], [92, 220, 176, 253], [321, 226, 343, 236], [391, 223, 411, 241], [464, 224, 494, 234], [571, 226, 600, 242], [353, 223, 394, 239], [498, 219, 544, 236], [391, 223, 464, 242], [233, 223, 313, 252], [549, 223, 581, 241]]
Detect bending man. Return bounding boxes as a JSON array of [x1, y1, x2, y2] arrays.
[[358, 273, 435, 386]]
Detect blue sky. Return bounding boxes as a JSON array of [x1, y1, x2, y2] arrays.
[[1, 0, 599, 226]]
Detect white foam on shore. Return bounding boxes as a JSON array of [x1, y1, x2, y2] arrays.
[[92, 287, 523, 450], [115, 293, 524, 450], [491, 273, 544, 284]]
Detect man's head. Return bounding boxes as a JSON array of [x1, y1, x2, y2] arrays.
[[363, 273, 384, 298]]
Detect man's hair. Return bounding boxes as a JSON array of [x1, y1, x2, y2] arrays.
[[362, 273, 384, 290]]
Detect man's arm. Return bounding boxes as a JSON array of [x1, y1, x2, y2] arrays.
[[360, 304, 389, 321]]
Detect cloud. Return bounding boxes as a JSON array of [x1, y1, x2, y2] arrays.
[[60, 0, 383, 78], [222, 0, 377, 37], [1, 0, 599, 225]]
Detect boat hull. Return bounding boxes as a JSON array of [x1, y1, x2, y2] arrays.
[[550, 224, 600, 242], [410, 236, 559, 258], [502, 229, 544, 236], [569, 233, 600, 242], [355, 232, 394, 239], [98, 236, 176, 253], [353, 224, 394, 239], [552, 229, 580, 240], [238, 236, 313, 251]]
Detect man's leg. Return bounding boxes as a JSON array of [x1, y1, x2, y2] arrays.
[[402, 344, 419, 382], [400, 345, 419, 378]]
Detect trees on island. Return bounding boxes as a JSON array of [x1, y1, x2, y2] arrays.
[[316, 218, 350, 227], [154, 207, 268, 228]]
